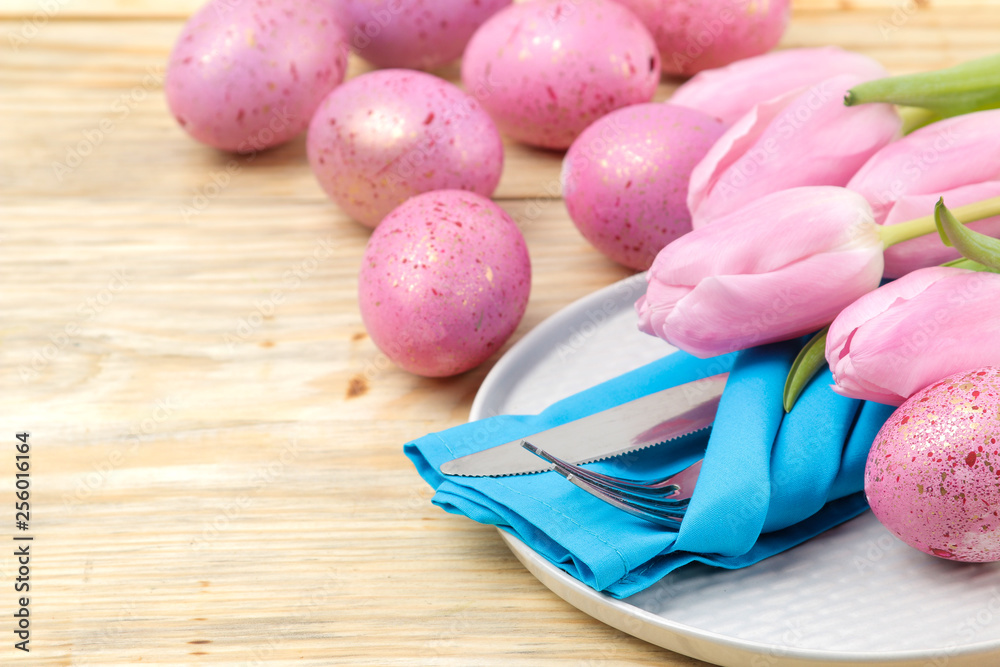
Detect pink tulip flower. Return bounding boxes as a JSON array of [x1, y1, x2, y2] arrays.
[[670, 46, 889, 127], [687, 74, 901, 228], [847, 109, 1000, 277], [827, 266, 1000, 406], [637, 187, 884, 359]]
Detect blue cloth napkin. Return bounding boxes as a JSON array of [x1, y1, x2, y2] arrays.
[[405, 341, 895, 599]]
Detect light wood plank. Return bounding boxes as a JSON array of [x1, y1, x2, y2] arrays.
[[2, 195, 643, 665], [2, 198, 631, 427]]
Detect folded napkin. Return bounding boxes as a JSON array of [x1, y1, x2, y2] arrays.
[[405, 340, 895, 599]]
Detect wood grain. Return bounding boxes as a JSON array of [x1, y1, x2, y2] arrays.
[[3, 1, 1000, 665]]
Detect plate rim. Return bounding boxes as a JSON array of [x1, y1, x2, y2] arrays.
[[468, 274, 1000, 667]]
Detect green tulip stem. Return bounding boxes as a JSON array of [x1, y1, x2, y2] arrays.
[[878, 195, 1000, 249], [845, 53, 1000, 117], [897, 106, 942, 135]]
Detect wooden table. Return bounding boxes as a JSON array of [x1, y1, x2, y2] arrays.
[[3, 1, 999, 664]]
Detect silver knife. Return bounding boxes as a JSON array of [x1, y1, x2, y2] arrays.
[[439, 373, 728, 477]]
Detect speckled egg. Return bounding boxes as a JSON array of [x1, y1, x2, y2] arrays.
[[337, 0, 512, 70], [461, 0, 660, 150], [358, 190, 531, 377], [307, 69, 504, 228], [610, 0, 790, 76], [562, 103, 725, 270], [866, 367, 1000, 562], [165, 0, 348, 152]]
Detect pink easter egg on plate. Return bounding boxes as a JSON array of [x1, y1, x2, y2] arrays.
[[866, 367, 1000, 562]]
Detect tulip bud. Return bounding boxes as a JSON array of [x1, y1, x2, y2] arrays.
[[670, 46, 888, 127], [847, 109, 1000, 277], [637, 187, 884, 358], [687, 74, 901, 228], [826, 267, 1000, 406]]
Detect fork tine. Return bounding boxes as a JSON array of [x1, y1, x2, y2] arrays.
[[539, 451, 690, 512], [522, 442, 687, 529], [556, 468, 685, 528], [521, 441, 684, 494], [592, 485, 690, 512], [521, 441, 688, 502], [552, 466, 691, 509]]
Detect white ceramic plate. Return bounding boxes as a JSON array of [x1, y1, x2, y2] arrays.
[[469, 273, 1000, 667]]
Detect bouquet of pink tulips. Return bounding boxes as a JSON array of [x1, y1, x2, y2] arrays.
[[639, 49, 1000, 409]]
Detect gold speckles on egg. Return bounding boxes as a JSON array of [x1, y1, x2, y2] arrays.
[[865, 366, 1000, 562]]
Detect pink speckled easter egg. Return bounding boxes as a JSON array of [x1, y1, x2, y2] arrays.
[[610, 0, 790, 76], [461, 0, 660, 150], [562, 103, 725, 270], [165, 0, 348, 152], [358, 191, 531, 377], [338, 0, 512, 70], [307, 70, 504, 228], [866, 367, 1000, 562]]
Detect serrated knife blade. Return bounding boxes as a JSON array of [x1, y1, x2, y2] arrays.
[[439, 373, 728, 477]]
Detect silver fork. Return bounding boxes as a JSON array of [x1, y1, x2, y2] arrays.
[[521, 441, 702, 529]]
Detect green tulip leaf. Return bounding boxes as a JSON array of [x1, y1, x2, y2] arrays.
[[845, 53, 1000, 117], [934, 205, 955, 248], [935, 199, 1000, 271], [783, 327, 830, 413], [941, 257, 1000, 273]]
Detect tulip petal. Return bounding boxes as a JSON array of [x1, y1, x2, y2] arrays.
[[686, 90, 798, 221], [689, 75, 901, 227], [635, 283, 691, 337], [670, 46, 888, 126], [661, 243, 883, 358], [653, 187, 879, 287], [840, 274, 1000, 399], [825, 266, 956, 363], [829, 363, 907, 406], [881, 182, 1000, 277], [642, 187, 884, 359], [826, 268, 1000, 404], [847, 109, 1000, 223]]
